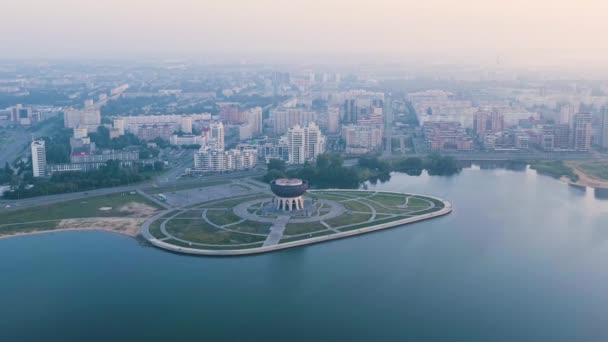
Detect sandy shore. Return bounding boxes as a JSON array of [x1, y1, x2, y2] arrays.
[[0, 202, 160, 241], [0, 218, 145, 241]]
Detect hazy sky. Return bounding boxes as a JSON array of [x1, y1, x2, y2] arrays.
[[2, 0, 607, 67]]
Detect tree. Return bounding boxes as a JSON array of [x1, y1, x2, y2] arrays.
[[267, 159, 286, 173], [262, 169, 287, 183], [316, 154, 330, 169]]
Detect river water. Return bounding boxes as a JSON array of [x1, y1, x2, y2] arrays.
[[1, 166, 608, 341]]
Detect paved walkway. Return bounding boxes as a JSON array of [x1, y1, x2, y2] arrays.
[[263, 215, 290, 246]]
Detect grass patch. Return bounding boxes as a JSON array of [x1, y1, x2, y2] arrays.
[[0, 221, 60, 236], [285, 222, 328, 235], [578, 162, 608, 181], [358, 199, 409, 215], [173, 209, 204, 219], [165, 219, 265, 245], [325, 213, 372, 228], [341, 200, 373, 213], [368, 193, 407, 206], [529, 160, 578, 181], [228, 220, 272, 234], [0, 192, 162, 226], [205, 209, 243, 226], [406, 197, 432, 207]]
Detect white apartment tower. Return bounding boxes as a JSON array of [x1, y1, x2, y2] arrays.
[[31, 140, 47, 177], [286, 122, 326, 164], [209, 122, 225, 150], [287, 125, 306, 165]]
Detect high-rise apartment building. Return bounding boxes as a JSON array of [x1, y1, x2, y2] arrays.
[[209, 122, 225, 150], [559, 105, 576, 125], [473, 110, 504, 136], [573, 112, 592, 152], [64, 109, 101, 130], [327, 106, 340, 134], [272, 108, 317, 134], [286, 123, 326, 164], [600, 106, 608, 149], [31, 140, 47, 177]]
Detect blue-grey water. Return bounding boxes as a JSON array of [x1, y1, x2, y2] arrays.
[[2, 166, 608, 342]]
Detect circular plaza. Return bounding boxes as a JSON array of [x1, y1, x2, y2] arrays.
[[141, 181, 452, 255]]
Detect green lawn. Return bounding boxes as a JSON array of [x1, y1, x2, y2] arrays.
[[205, 209, 244, 226], [368, 193, 407, 206], [358, 199, 409, 215], [324, 213, 372, 228], [0, 192, 162, 226], [579, 162, 608, 181], [284, 222, 328, 235], [228, 220, 272, 235], [341, 200, 373, 213], [165, 219, 265, 245], [529, 161, 578, 181], [406, 197, 432, 208], [173, 209, 205, 219], [0, 221, 60, 236]]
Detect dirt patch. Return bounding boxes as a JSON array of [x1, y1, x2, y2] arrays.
[[118, 202, 159, 218], [57, 217, 146, 236]]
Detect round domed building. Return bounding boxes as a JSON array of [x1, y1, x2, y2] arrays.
[[270, 178, 309, 211]]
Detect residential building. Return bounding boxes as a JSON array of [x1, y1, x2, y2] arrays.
[[272, 107, 317, 134], [192, 147, 257, 173], [600, 106, 608, 149], [573, 112, 592, 152], [111, 113, 211, 140], [31, 140, 47, 177], [261, 137, 290, 163], [473, 110, 504, 136], [181, 116, 193, 134], [170, 134, 205, 146], [285, 122, 326, 164], [209, 122, 225, 150], [422, 122, 473, 151], [63, 108, 101, 130], [327, 106, 340, 134], [341, 124, 383, 154]]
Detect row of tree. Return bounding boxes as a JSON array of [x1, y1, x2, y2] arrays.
[[2, 160, 163, 199], [262, 153, 462, 189]]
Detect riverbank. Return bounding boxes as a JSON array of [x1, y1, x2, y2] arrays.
[[0, 224, 141, 241], [0, 192, 163, 239], [563, 161, 608, 189]]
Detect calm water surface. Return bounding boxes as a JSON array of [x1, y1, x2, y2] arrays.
[[1, 167, 608, 341]]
